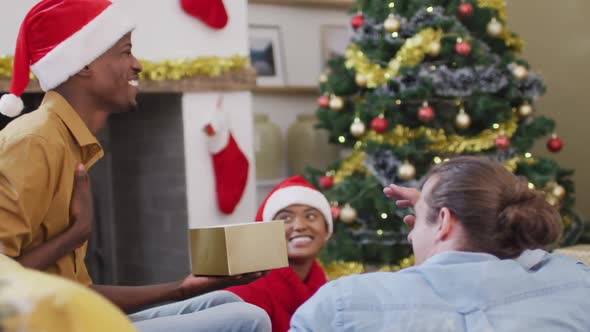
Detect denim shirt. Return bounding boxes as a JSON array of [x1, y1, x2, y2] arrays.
[[290, 250, 590, 332]]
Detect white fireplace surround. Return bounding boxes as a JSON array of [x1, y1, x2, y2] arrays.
[[1, 0, 257, 229]]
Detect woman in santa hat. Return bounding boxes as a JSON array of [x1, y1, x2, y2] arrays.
[[223, 175, 332, 332]]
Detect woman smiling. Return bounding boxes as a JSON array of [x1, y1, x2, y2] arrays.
[[225, 175, 332, 332]]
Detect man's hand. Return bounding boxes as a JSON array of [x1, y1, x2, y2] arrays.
[[15, 164, 94, 270], [67, 164, 93, 248], [178, 271, 266, 299], [383, 184, 420, 228]]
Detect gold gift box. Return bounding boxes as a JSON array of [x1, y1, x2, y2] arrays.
[[189, 220, 288, 276]]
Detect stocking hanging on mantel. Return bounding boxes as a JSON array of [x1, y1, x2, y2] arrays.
[[203, 96, 249, 214], [180, 0, 228, 29]]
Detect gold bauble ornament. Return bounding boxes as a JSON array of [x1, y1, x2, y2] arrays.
[[512, 64, 528, 80], [384, 14, 401, 33], [455, 108, 471, 130], [355, 73, 367, 87], [427, 40, 442, 57], [518, 102, 533, 117], [552, 184, 566, 200], [486, 17, 503, 37], [350, 118, 366, 137], [398, 161, 416, 180], [340, 203, 357, 224], [319, 73, 328, 83], [545, 194, 559, 207], [329, 96, 344, 111]]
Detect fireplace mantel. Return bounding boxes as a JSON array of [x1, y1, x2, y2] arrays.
[[0, 67, 257, 94]]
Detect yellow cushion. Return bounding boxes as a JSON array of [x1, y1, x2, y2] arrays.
[[0, 254, 136, 332]]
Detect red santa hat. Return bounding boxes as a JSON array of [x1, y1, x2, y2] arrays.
[[255, 175, 333, 237], [0, 0, 135, 117]]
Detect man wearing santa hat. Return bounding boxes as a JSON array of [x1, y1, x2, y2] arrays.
[[0, 1, 269, 331]]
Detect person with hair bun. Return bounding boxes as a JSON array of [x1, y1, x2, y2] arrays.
[[290, 156, 590, 332]]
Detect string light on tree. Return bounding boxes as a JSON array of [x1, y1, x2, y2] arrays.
[[455, 107, 471, 129], [351, 12, 364, 30], [350, 117, 366, 137], [317, 95, 330, 108], [383, 13, 401, 33], [398, 160, 416, 180], [370, 114, 388, 133], [494, 133, 510, 150], [319, 73, 328, 83], [457, 2, 474, 18], [340, 203, 357, 224], [418, 101, 435, 122], [547, 134, 563, 153], [329, 95, 344, 111], [455, 39, 471, 57], [486, 17, 503, 37], [518, 102, 533, 117], [512, 64, 528, 80]]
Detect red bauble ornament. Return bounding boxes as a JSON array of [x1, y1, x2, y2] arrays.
[[547, 135, 563, 153], [418, 103, 435, 122], [320, 175, 334, 190], [331, 205, 341, 219], [370, 115, 388, 133], [457, 2, 473, 18], [317, 95, 330, 108], [455, 41, 472, 56], [351, 14, 364, 30], [495, 134, 510, 150]]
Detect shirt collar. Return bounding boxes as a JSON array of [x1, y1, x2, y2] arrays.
[[41, 91, 104, 168], [421, 249, 548, 271], [422, 251, 500, 266], [41, 91, 100, 148]]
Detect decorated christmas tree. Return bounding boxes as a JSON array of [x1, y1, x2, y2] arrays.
[[307, 0, 583, 269]]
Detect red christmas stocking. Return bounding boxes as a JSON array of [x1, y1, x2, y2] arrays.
[[180, 0, 228, 29], [204, 98, 249, 214]]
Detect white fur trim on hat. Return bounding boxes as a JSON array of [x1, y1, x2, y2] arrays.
[[206, 124, 230, 154], [263, 186, 333, 236], [30, 3, 135, 91], [0, 94, 24, 118]]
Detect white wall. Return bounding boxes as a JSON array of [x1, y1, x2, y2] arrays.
[[248, 4, 348, 86], [508, 1, 590, 220], [0, 0, 249, 58], [0, 0, 256, 227], [183, 92, 256, 225], [248, 4, 348, 204]]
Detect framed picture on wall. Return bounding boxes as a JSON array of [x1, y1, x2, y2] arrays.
[[249, 25, 287, 86], [320, 24, 350, 69]]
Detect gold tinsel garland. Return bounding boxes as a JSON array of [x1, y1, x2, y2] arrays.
[[343, 3, 523, 81], [333, 114, 519, 183], [365, 113, 519, 154], [477, 0, 507, 21], [334, 150, 368, 184], [0, 55, 250, 80], [320, 256, 415, 281], [477, 0, 524, 52], [139, 55, 249, 81], [344, 28, 443, 88]]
